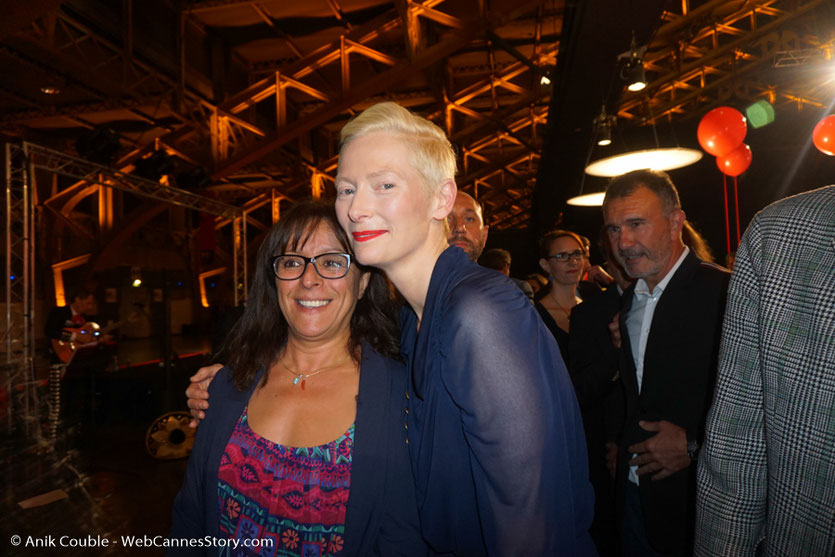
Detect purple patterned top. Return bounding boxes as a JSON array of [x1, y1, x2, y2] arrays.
[[217, 406, 354, 556]]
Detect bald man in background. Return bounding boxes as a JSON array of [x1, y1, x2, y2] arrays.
[[448, 191, 489, 261]]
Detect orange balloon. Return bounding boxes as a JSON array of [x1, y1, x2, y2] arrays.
[[812, 115, 835, 156], [716, 143, 752, 177], [698, 107, 747, 157]]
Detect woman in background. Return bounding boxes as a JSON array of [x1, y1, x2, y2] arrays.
[[535, 229, 589, 359]]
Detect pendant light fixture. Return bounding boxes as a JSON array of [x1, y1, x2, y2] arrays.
[[567, 33, 702, 207], [620, 33, 647, 92], [585, 147, 703, 177], [594, 105, 615, 146]]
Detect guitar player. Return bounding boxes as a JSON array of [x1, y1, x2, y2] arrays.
[[44, 288, 114, 439]]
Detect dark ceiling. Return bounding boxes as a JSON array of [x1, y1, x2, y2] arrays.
[[2, 0, 835, 278]]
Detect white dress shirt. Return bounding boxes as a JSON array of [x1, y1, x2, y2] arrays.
[[626, 246, 690, 485]]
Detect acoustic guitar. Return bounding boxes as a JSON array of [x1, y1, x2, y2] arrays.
[[51, 320, 120, 364]]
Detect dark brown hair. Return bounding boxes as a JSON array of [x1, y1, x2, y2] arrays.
[[479, 248, 511, 271], [539, 229, 586, 259], [222, 200, 400, 390]]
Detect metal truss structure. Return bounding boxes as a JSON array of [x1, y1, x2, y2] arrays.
[[18, 143, 249, 306], [2, 140, 248, 437], [4, 143, 37, 436], [25, 144, 241, 218], [617, 0, 835, 125]]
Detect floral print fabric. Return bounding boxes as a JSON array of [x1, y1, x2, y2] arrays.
[[217, 406, 353, 556]]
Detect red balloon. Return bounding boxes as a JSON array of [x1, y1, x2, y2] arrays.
[[698, 107, 747, 157], [812, 115, 835, 156], [716, 143, 752, 177]]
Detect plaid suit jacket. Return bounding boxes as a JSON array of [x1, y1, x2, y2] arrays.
[[695, 185, 835, 556]]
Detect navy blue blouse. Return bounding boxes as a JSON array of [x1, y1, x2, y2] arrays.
[[401, 246, 596, 556]]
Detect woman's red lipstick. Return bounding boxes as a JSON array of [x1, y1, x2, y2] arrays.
[[352, 230, 387, 242]]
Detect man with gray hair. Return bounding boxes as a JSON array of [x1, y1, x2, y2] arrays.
[[603, 169, 729, 556]]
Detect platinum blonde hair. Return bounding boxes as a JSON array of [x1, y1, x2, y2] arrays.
[[339, 102, 457, 192]]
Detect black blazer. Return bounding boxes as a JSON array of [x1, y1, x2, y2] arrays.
[[568, 286, 622, 410], [613, 250, 729, 555]]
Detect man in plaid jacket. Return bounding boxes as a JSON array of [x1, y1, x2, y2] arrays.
[[695, 185, 835, 556]]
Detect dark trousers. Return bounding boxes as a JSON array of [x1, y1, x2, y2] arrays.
[[620, 481, 667, 557]]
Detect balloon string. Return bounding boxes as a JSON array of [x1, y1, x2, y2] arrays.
[[733, 176, 741, 247], [723, 173, 731, 256]]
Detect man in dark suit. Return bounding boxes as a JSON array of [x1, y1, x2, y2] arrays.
[[602, 170, 730, 556]]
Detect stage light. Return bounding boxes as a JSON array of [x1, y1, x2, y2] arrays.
[[131, 266, 142, 287], [626, 61, 647, 92], [594, 105, 615, 146], [619, 34, 647, 92]]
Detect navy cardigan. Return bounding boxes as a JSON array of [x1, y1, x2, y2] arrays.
[[169, 342, 427, 556], [401, 246, 596, 557]]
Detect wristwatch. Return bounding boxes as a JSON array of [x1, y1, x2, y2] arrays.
[[686, 437, 700, 462]]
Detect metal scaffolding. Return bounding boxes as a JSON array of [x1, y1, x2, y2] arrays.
[[2, 142, 248, 436], [4, 142, 38, 436]]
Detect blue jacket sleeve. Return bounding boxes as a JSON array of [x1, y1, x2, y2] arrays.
[[169, 415, 212, 555], [440, 284, 595, 556], [168, 369, 237, 556]]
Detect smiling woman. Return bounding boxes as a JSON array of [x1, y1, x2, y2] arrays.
[[169, 201, 427, 557]]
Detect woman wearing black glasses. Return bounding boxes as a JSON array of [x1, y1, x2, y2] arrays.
[[536, 230, 589, 360], [170, 201, 426, 557]]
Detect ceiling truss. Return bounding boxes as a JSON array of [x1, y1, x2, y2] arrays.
[[618, 0, 834, 125]]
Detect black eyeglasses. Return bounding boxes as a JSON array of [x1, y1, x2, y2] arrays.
[[271, 253, 352, 280], [548, 249, 587, 263]]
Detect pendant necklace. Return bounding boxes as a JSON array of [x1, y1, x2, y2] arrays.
[[280, 356, 350, 390], [549, 291, 574, 318]]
